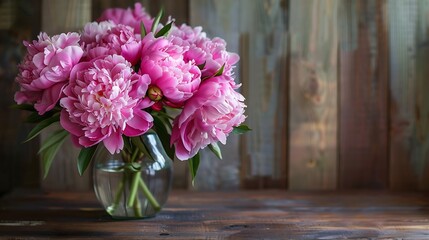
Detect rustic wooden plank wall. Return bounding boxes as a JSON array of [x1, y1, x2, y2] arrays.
[[5, 0, 429, 191], [288, 0, 339, 190], [338, 0, 389, 189], [190, 0, 289, 190], [388, 0, 429, 190], [92, 0, 188, 25], [0, 0, 41, 194], [189, 0, 242, 190]]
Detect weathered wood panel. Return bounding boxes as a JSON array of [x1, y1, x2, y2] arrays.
[[91, 0, 136, 20], [238, 0, 288, 189], [288, 0, 339, 190], [190, 0, 288, 190], [189, 0, 242, 190], [388, 0, 429, 190], [7, 0, 429, 192], [338, 0, 389, 189], [40, 0, 92, 190], [92, 0, 188, 25], [0, 0, 42, 193]]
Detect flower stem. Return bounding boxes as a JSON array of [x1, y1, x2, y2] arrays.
[[133, 192, 143, 218], [106, 173, 125, 216], [139, 177, 161, 211], [130, 148, 139, 163], [127, 171, 141, 207]]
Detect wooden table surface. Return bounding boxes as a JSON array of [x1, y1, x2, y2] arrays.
[[1, 190, 429, 239]]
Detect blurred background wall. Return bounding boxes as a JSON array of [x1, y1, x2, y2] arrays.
[[2, 0, 429, 193]]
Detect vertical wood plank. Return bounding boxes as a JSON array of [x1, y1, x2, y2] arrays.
[[389, 0, 429, 190], [40, 0, 92, 190], [190, 0, 288, 190], [238, 0, 289, 189], [338, 0, 389, 189], [93, 0, 188, 25], [0, 0, 42, 193], [142, 0, 189, 25], [92, 0, 136, 20], [288, 0, 339, 190], [189, 0, 241, 190]]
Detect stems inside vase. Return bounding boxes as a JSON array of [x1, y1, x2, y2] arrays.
[[139, 177, 161, 211], [106, 146, 161, 217]]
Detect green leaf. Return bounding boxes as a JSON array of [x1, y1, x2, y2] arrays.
[[25, 110, 57, 123], [208, 142, 222, 160], [155, 21, 174, 38], [155, 110, 174, 122], [77, 145, 98, 176], [25, 112, 45, 123], [24, 113, 60, 142], [153, 115, 175, 160], [214, 63, 225, 76], [122, 136, 132, 153], [140, 21, 147, 38], [10, 104, 36, 111], [188, 152, 200, 185], [151, 8, 164, 33], [38, 129, 68, 154], [232, 124, 252, 134], [131, 136, 153, 161], [197, 61, 206, 70], [40, 135, 67, 179]]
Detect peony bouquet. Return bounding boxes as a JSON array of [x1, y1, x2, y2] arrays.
[[13, 3, 249, 217]]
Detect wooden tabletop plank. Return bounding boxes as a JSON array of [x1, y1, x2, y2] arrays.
[[1, 190, 429, 239]]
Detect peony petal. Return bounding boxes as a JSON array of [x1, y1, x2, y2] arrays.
[[124, 110, 153, 137], [121, 42, 141, 65], [60, 109, 84, 137], [34, 82, 66, 114], [103, 131, 123, 154]]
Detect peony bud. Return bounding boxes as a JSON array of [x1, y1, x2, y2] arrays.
[[147, 85, 163, 101]]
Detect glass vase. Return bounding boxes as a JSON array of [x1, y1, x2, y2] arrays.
[[93, 132, 173, 219]]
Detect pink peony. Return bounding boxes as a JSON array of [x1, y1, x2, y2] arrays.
[[169, 24, 239, 78], [60, 54, 153, 154], [169, 24, 206, 46], [198, 37, 240, 78], [139, 33, 201, 106], [81, 21, 115, 45], [14, 32, 83, 114], [170, 76, 246, 160], [82, 22, 141, 65], [98, 3, 153, 34]]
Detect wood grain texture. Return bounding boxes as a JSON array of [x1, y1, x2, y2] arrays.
[[388, 0, 429, 190], [288, 0, 339, 190], [238, 0, 289, 189], [190, 0, 288, 190], [40, 0, 92, 190], [92, 0, 188, 25], [41, 0, 91, 35], [338, 0, 389, 189], [189, 0, 242, 190], [0, 0, 42, 193], [141, 0, 189, 25], [91, 0, 137, 20], [2, 190, 429, 239]]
